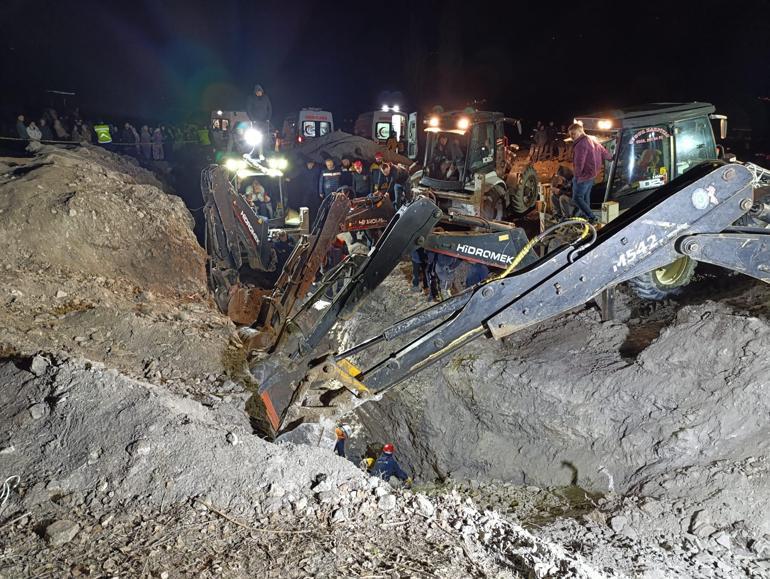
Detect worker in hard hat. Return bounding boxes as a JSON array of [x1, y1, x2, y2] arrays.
[[371, 443, 410, 485], [334, 423, 352, 458]]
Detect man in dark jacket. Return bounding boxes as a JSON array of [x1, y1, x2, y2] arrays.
[[371, 443, 409, 483], [319, 157, 341, 199], [247, 84, 272, 126], [351, 160, 370, 198], [247, 84, 272, 157], [339, 156, 353, 187], [16, 115, 28, 140], [290, 157, 323, 224]]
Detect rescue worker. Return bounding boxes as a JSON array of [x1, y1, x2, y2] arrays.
[[369, 151, 384, 174], [411, 247, 428, 293], [386, 130, 398, 152], [324, 234, 349, 298], [291, 156, 322, 224], [334, 423, 352, 457], [93, 122, 113, 145], [318, 157, 341, 199], [550, 165, 575, 220], [569, 122, 611, 223], [371, 443, 409, 484], [339, 156, 353, 187], [351, 160, 370, 198]]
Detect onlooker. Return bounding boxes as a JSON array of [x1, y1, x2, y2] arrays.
[[569, 122, 611, 222], [51, 111, 69, 140], [140, 125, 152, 159], [39, 118, 54, 141], [152, 127, 164, 160], [16, 115, 28, 140], [26, 121, 42, 142]]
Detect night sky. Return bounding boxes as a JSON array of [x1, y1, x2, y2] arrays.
[[2, 0, 770, 134]]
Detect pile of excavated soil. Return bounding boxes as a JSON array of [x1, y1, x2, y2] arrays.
[[0, 145, 238, 390], [0, 355, 603, 578], [337, 269, 770, 577]]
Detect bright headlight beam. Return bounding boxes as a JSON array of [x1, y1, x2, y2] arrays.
[[244, 127, 263, 147]]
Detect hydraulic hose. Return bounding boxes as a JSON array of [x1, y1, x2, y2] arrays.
[[490, 217, 595, 281]]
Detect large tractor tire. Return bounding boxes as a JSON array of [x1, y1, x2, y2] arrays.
[[508, 164, 539, 214], [480, 186, 505, 221], [626, 256, 697, 301]]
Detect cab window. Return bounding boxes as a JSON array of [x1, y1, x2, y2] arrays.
[[468, 123, 495, 172], [674, 118, 715, 176], [611, 126, 672, 196]]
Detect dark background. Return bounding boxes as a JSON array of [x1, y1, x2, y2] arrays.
[[2, 0, 770, 135]]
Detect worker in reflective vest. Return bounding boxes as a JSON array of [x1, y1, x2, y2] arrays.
[[93, 124, 112, 144]]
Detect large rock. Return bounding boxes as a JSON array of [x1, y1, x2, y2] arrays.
[[45, 520, 80, 546]]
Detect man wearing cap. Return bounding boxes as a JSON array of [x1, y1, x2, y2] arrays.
[[369, 151, 384, 175], [351, 160, 370, 198], [371, 443, 410, 484]]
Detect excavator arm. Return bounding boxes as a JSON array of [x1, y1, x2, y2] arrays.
[[270, 162, 770, 434]]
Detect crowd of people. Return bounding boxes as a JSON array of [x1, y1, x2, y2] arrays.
[[528, 120, 572, 162], [10, 107, 211, 162]]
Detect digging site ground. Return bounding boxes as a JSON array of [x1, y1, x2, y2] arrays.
[[1, 145, 769, 578]]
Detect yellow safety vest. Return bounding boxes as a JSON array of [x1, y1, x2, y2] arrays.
[[94, 124, 112, 144]]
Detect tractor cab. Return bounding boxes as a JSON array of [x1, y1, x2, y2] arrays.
[[413, 109, 536, 220], [575, 102, 725, 211]]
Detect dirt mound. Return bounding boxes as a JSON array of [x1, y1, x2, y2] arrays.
[[0, 145, 236, 388], [0, 145, 204, 293], [0, 354, 602, 578]]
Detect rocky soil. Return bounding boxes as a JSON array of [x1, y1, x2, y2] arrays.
[[340, 267, 770, 577], [0, 145, 240, 394], [2, 145, 769, 577]]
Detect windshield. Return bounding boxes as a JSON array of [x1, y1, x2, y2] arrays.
[[611, 126, 672, 196], [424, 131, 468, 181]]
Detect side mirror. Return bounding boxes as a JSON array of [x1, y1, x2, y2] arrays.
[[720, 118, 728, 140]]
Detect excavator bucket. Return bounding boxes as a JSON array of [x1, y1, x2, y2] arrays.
[[251, 196, 443, 436]]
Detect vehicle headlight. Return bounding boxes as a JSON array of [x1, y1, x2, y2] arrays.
[[597, 119, 613, 130], [225, 158, 247, 172], [457, 117, 470, 131], [244, 127, 263, 147]]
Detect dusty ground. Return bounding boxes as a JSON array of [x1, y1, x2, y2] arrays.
[[2, 146, 769, 577], [341, 266, 770, 577]]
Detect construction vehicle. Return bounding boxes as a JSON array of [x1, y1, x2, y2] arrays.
[[410, 109, 539, 220], [202, 153, 397, 325], [252, 160, 770, 437], [556, 102, 730, 299]]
